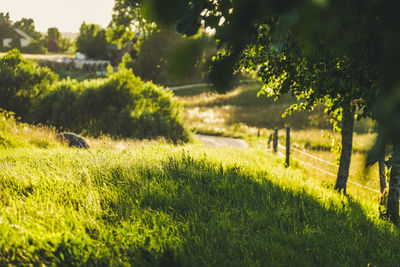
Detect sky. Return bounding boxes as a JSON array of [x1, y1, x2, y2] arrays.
[[1, 0, 115, 33]]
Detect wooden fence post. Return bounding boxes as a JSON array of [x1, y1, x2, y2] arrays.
[[379, 151, 386, 193], [286, 127, 290, 167], [273, 128, 278, 153], [268, 133, 272, 149]]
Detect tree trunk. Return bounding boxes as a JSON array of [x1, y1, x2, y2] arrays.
[[387, 142, 400, 225], [334, 101, 355, 194]]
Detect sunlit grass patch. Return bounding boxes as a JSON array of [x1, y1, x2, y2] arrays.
[[0, 109, 61, 149], [0, 144, 399, 265]]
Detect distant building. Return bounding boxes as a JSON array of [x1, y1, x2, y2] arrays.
[[2, 28, 33, 48]]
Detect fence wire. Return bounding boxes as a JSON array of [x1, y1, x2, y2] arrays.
[[276, 144, 381, 194]]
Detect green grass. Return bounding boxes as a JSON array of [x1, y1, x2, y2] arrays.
[[0, 111, 399, 266], [178, 83, 381, 195], [1, 144, 399, 266], [0, 109, 61, 149], [0, 77, 397, 265], [178, 84, 337, 140]]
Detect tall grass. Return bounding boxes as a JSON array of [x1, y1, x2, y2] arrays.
[[179, 83, 381, 198], [0, 143, 399, 266], [0, 109, 60, 149], [179, 84, 333, 135]]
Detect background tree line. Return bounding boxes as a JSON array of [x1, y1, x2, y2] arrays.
[[0, 8, 215, 87], [0, 12, 73, 54]]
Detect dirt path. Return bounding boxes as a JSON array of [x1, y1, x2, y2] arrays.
[[194, 134, 249, 148]]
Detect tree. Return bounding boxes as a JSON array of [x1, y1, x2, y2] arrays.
[[46, 27, 61, 53], [13, 18, 41, 40], [76, 22, 117, 60], [58, 36, 74, 53], [241, 18, 379, 194], [0, 12, 12, 40], [47, 27, 61, 41], [132, 0, 400, 224], [131, 29, 183, 85], [107, 0, 156, 47]]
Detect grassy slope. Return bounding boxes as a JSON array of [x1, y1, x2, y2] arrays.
[[178, 83, 382, 194], [0, 110, 61, 149], [1, 143, 399, 266], [0, 87, 397, 266]]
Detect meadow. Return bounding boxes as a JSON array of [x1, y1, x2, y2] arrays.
[[177, 83, 382, 197], [1, 107, 399, 266]]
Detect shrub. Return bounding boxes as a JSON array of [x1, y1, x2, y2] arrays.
[[29, 78, 82, 131], [0, 49, 57, 118], [31, 69, 190, 142]]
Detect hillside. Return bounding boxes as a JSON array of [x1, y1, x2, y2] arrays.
[[0, 114, 399, 266]]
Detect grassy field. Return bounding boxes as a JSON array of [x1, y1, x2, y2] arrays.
[[178, 83, 373, 136], [1, 143, 400, 266], [1, 110, 400, 266], [177, 83, 382, 194]]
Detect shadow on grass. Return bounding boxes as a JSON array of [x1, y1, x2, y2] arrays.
[[100, 153, 399, 267], [3, 151, 398, 266]]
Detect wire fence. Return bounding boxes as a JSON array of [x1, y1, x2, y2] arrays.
[[276, 140, 382, 194]]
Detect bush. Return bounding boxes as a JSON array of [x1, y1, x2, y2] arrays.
[[0, 49, 57, 118], [31, 68, 190, 142]]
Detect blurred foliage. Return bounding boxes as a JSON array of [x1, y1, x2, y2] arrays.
[[0, 12, 12, 38], [21, 39, 47, 54], [107, 0, 157, 47], [46, 27, 61, 53], [0, 49, 57, 118], [0, 13, 74, 54], [123, 28, 215, 86], [76, 22, 118, 61], [0, 50, 189, 142]]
